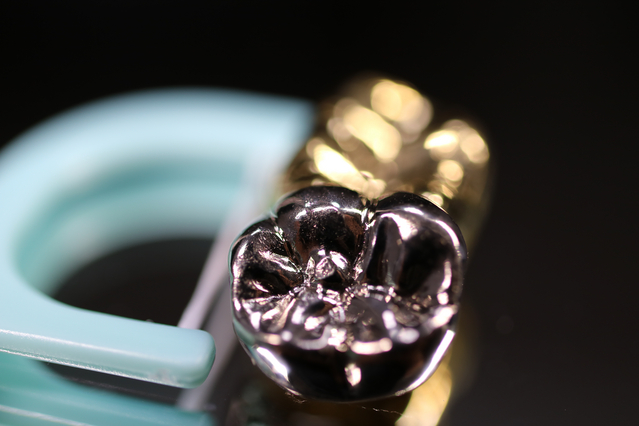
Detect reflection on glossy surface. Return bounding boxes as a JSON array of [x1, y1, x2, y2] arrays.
[[342, 103, 402, 161], [284, 76, 491, 247], [231, 186, 466, 401], [371, 80, 430, 127], [396, 355, 452, 426], [219, 317, 478, 426], [311, 141, 374, 195], [229, 76, 491, 422]]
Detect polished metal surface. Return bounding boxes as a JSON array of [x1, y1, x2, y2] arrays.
[[282, 76, 491, 248], [230, 75, 491, 411], [231, 186, 466, 401]]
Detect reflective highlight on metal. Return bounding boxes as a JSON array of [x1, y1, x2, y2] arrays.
[[230, 76, 491, 406], [231, 186, 465, 401], [284, 76, 490, 247]]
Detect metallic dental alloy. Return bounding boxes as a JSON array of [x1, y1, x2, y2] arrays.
[[230, 75, 490, 404], [230, 185, 466, 401]]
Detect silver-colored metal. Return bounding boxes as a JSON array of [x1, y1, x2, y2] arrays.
[[230, 185, 466, 402]]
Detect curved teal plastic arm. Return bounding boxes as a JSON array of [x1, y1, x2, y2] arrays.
[[0, 89, 313, 389], [0, 352, 213, 426]]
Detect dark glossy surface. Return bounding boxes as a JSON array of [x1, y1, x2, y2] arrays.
[[230, 186, 466, 401], [5, 4, 638, 423]]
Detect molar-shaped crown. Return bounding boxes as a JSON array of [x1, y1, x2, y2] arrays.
[[230, 185, 466, 401]]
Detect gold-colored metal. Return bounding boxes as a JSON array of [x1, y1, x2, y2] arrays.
[[281, 76, 491, 248], [275, 76, 491, 425]]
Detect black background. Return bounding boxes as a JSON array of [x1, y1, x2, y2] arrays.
[[2, 2, 637, 425]]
